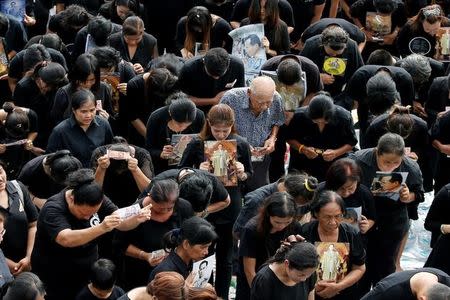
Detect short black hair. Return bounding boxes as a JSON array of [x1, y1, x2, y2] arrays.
[[366, 72, 398, 115], [203, 48, 230, 78], [307, 93, 335, 122], [277, 59, 302, 85], [66, 169, 104, 206], [45, 150, 82, 184], [179, 172, 213, 212], [87, 16, 112, 46], [168, 93, 197, 123], [90, 46, 121, 69], [367, 49, 395, 66], [373, 0, 398, 14], [90, 259, 117, 291]]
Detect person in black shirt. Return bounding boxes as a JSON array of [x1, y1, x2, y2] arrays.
[[31, 169, 151, 300], [179, 103, 252, 299], [301, 26, 364, 100], [251, 241, 318, 300], [178, 47, 245, 113], [148, 216, 218, 281], [175, 6, 233, 59], [18, 150, 82, 210], [108, 16, 158, 75], [75, 259, 125, 300], [426, 74, 450, 127], [55, 0, 103, 15], [287, 93, 357, 181], [425, 183, 450, 248], [0, 13, 28, 58], [194, 0, 238, 22], [115, 179, 194, 290], [145, 93, 205, 175], [48, 5, 92, 45], [236, 192, 302, 300], [301, 190, 366, 300], [430, 111, 450, 193], [301, 18, 366, 51], [361, 268, 450, 300], [2, 272, 45, 300], [98, 0, 140, 26]]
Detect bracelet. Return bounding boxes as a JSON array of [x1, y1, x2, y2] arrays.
[[298, 145, 304, 154], [441, 224, 447, 235]]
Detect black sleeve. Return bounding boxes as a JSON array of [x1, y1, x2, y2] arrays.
[[349, 226, 366, 266], [278, 22, 291, 55], [71, 29, 88, 62], [51, 88, 70, 125], [26, 108, 39, 133], [424, 186, 450, 233], [350, 0, 367, 24], [396, 71, 415, 107], [210, 174, 229, 204], [396, 24, 413, 57], [145, 111, 166, 160], [7, 52, 23, 80], [214, 18, 233, 53], [124, 78, 143, 122], [178, 138, 204, 168], [359, 185, 376, 221], [279, 0, 295, 28], [174, 17, 187, 54], [12, 80, 27, 106], [239, 223, 259, 258], [231, 0, 249, 23], [250, 269, 274, 300]]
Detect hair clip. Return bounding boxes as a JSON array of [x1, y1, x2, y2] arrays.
[[304, 178, 314, 192], [423, 6, 441, 18]]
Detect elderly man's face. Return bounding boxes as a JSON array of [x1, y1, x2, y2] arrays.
[[248, 88, 274, 114]]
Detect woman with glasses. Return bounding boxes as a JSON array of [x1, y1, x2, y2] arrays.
[[301, 190, 366, 300], [108, 16, 158, 75], [286, 93, 358, 181], [114, 179, 194, 290], [350, 133, 424, 288], [236, 192, 302, 300]]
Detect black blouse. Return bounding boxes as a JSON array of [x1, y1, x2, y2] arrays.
[[108, 32, 158, 68]]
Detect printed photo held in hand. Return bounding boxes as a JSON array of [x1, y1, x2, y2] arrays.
[[192, 254, 215, 288], [366, 12, 392, 39], [315, 242, 350, 282], [261, 70, 307, 111], [435, 27, 450, 61], [229, 24, 266, 85], [370, 171, 408, 200], [168, 134, 197, 166], [204, 139, 238, 186], [342, 207, 362, 232]]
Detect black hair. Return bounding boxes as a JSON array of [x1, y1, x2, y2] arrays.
[[44, 150, 82, 184], [90, 46, 121, 69], [376, 133, 405, 156], [282, 173, 318, 203], [163, 216, 217, 250], [366, 72, 399, 115], [122, 15, 144, 36], [386, 105, 414, 139], [2, 104, 29, 139], [145, 68, 179, 110], [69, 53, 100, 91], [149, 179, 179, 203], [179, 172, 213, 212], [3, 272, 46, 300], [90, 259, 117, 291], [257, 192, 297, 237], [310, 190, 345, 219], [148, 53, 185, 76], [203, 48, 230, 77], [395, 54, 432, 87], [34, 33, 65, 53], [33, 61, 68, 87], [277, 59, 302, 86], [61, 5, 92, 31], [268, 241, 319, 271], [325, 158, 361, 191], [344, 208, 358, 222], [307, 93, 335, 122], [367, 49, 395, 66], [87, 16, 113, 47], [168, 93, 197, 123], [66, 169, 104, 206], [0, 13, 9, 37], [23, 44, 51, 72], [373, 0, 398, 14], [71, 88, 96, 110], [243, 34, 262, 47]]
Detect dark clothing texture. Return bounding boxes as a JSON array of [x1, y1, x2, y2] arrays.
[[426, 76, 450, 127], [145, 106, 205, 175], [424, 183, 450, 247], [46, 115, 114, 167], [287, 105, 357, 181], [287, 0, 326, 43], [108, 32, 157, 69], [430, 112, 450, 192], [231, 0, 295, 28], [301, 18, 366, 45], [148, 250, 193, 282], [31, 190, 118, 300], [75, 285, 126, 300]]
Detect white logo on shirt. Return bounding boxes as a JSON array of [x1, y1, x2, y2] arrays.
[[90, 213, 100, 227]]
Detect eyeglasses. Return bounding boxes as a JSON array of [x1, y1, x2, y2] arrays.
[[320, 214, 344, 222]]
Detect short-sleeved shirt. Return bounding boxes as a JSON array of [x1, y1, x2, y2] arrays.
[[1, 181, 38, 262], [286, 0, 326, 42], [220, 87, 285, 147], [345, 65, 414, 134], [251, 264, 316, 300], [301, 18, 366, 45], [360, 268, 450, 300], [178, 55, 245, 111], [261, 54, 323, 96], [46, 115, 114, 167], [108, 32, 157, 69], [301, 35, 364, 97]]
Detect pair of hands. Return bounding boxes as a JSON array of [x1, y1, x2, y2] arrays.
[[199, 160, 246, 180], [10, 256, 31, 276], [97, 154, 140, 172], [251, 137, 276, 157], [363, 29, 396, 45], [128, 62, 144, 74], [101, 204, 152, 232], [301, 147, 338, 162], [160, 145, 174, 160]]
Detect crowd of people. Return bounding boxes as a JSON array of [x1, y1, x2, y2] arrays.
[[0, 0, 450, 299]]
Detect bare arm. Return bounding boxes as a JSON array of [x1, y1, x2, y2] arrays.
[[311, 4, 325, 24], [243, 256, 257, 287], [131, 119, 147, 137]]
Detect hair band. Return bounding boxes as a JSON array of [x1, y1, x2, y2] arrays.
[[304, 179, 314, 192]]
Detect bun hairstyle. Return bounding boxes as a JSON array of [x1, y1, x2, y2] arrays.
[[167, 92, 197, 123], [33, 61, 68, 87], [44, 150, 82, 184], [386, 105, 414, 139], [147, 271, 185, 300], [162, 216, 217, 251], [282, 172, 318, 203], [2, 102, 29, 139], [66, 169, 104, 206], [267, 241, 319, 271]]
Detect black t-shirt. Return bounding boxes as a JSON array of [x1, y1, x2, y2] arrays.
[[55, 0, 102, 15], [424, 183, 450, 247], [4, 16, 27, 54], [116, 198, 194, 289], [345, 65, 414, 134], [108, 32, 157, 68], [193, 0, 237, 22], [178, 55, 245, 108], [301, 35, 364, 97], [17, 155, 64, 199], [286, 0, 326, 42], [75, 285, 126, 300], [231, 0, 295, 28], [426, 76, 449, 127], [1, 181, 38, 262], [178, 134, 253, 223], [360, 268, 450, 300], [286, 105, 357, 181], [31, 190, 118, 298], [239, 218, 302, 276], [301, 221, 366, 298], [261, 54, 323, 96], [145, 106, 205, 175], [251, 264, 316, 300], [148, 250, 193, 282], [301, 18, 366, 45], [175, 16, 233, 54]]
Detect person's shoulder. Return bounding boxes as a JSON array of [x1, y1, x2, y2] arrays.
[[109, 31, 122, 42], [304, 35, 321, 46], [340, 222, 360, 236], [299, 55, 320, 71], [127, 74, 145, 87]]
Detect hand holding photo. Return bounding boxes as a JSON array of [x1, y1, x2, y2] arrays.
[[107, 149, 131, 160], [204, 140, 238, 186], [116, 203, 141, 219], [192, 254, 215, 288], [370, 171, 408, 201]]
